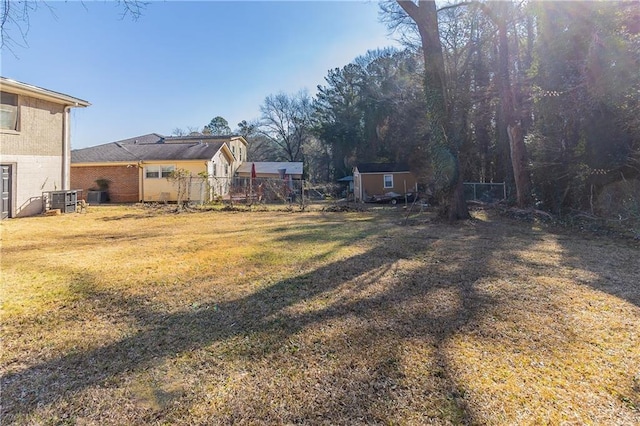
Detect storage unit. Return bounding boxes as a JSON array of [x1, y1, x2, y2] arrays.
[[45, 190, 78, 213]]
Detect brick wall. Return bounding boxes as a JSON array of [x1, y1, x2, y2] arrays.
[[71, 165, 139, 203], [0, 96, 65, 157]]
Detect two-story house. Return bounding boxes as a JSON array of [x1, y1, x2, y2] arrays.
[[1, 77, 90, 218]]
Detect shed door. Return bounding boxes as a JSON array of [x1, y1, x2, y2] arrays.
[[1, 165, 11, 219]]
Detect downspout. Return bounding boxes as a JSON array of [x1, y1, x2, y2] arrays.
[[62, 106, 72, 190], [139, 161, 144, 202]]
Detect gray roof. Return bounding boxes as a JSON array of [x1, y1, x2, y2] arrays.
[[111, 133, 164, 145], [163, 135, 244, 144], [236, 162, 304, 176], [72, 134, 226, 163], [355, 162, 410, 173]]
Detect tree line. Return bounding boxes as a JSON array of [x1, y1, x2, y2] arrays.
[[180, 1, 638, 220], [8, 0, 633, 219]]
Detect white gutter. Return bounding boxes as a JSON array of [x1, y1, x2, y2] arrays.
[[62, 101, 91, 190], [63, 106, 72, 190], [139, 161, 144, 202], [1, 77, 90, 107]]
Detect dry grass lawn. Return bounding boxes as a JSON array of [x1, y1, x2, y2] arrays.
[[1, 204, 639, 425]]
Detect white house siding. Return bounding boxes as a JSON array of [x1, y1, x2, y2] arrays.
[[0, 154, 63, 217], [227, 137, 247, 171], [211, 151, 232, 196]]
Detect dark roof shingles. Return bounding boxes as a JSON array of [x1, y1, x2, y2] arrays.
[[72, 134, 225, 163], [356, 162, 410, 173]]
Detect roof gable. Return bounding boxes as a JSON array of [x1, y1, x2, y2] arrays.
[[114, 133, 164, 145]]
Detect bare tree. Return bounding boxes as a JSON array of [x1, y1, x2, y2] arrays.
[[236, 120, 278, 161], [259, 91, 313, 162], [171, 127, 187, 136], [1, 0, 146, 54]]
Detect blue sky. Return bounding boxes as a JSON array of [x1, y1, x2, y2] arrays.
[[2, 1, 398, 149]]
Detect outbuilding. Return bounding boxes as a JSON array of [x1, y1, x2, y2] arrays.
[[353, 162, 418, 203]]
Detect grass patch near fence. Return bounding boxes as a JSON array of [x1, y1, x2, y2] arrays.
[[1, 204, 639, 425]]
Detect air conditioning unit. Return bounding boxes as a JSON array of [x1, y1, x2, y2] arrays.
[[87, 190, 109, 204], [49, 190, 77, 213]]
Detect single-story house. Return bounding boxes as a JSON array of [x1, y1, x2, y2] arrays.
[[71, 134, 243, 202], [235, 162, 303, 179], [1, 76, 90, 218], [353, 162, 418, 203]]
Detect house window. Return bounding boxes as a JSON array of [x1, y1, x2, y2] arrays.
[[161, 166, 175, 178], [224, 164, 229, 176], [384, 174, 394, 189], [1, 92, 18, 131], [145, 166, 160, 179], [239, 147, 243, 161], [145, 165, 175, 179], [212, 164, 217, 176]]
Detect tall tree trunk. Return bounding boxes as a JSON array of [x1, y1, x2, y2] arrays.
[[472, 24, 492, 183], [398, 0, 469, 220], [494, 4, 532, 207]]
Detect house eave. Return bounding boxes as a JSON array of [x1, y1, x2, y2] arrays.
[[141, 159, 213, 164], [1, 76, 91, 107], [357, 170, 412, 175], [71, 161, 137, 167], [219, 144, 235, 163]]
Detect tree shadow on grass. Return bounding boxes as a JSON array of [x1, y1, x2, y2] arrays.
[[1, 215, 523, 424], [553, 232, 640, 308]]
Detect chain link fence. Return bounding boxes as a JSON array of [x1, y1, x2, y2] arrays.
[[170, 176, 309, 205], [464, 182, 506, 203]]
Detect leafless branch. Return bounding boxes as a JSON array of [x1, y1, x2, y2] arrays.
[[116, 0, 147, 21], [1, 0, 145, 55]]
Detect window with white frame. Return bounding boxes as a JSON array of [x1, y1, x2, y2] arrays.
[[1, 92, 18, 131], [161, 166, 175, 178], [239, 147, 243, 161], [145, 165, 175, 179], [384, 174, 394, 188]]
